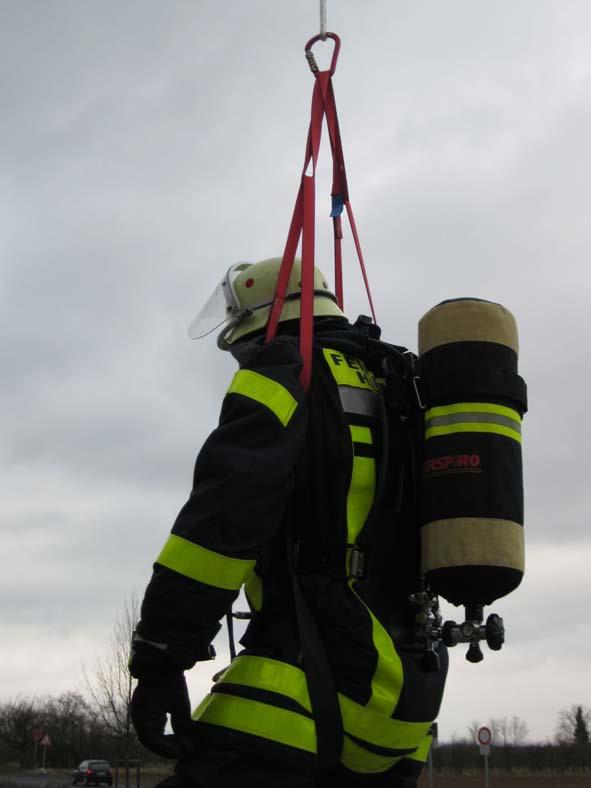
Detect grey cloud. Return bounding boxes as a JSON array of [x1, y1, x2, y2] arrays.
[[1, 0, 590, 743]]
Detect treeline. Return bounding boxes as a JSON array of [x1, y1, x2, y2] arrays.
[[0, 692, 158, 769], [2, 689, 590, 774], [433, 741, 591, 774]]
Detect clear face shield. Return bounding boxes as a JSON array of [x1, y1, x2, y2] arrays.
[[187, 263, 253, 347]]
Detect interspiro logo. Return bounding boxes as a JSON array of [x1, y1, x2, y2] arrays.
[[423, 454, 482, 475]]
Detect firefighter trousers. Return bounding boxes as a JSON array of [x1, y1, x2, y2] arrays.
[[163, 748, 422, 788]]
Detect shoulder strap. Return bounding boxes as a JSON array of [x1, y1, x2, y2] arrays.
[[285, 530, 343, 774]]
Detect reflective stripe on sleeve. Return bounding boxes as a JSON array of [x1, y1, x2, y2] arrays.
[[227, 369, 298, 427], [425, 402, 522, 444], [156, 534, 255, 590]]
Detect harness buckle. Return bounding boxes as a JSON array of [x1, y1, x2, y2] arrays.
[[293, 540, 367, 579], [347, 547, 366, 579]]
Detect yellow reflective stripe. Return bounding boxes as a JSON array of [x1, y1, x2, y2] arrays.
[[425, 422, 522, 444], [227, 369, 298, 427], [340, 695, 431, 751], [346, 455, 375, 545], [350, 425, 372, 444], [341, 734, 402, 774], [349, 582, 403, 718], [217, 655, 311, 712], [192, 692, 317, 753], [156, 534, 255, 590], [425, 402, 522, 444], [426, 402, 520, 420], [406, 732, 433, 764], [323, 348, 379, 391], [214, 655, 428, 755], [244, 569, 263, 612]]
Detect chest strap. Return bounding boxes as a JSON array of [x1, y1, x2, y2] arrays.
[[293, 540, 367, 580]]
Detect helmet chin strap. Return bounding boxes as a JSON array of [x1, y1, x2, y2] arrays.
[[218, 291, 339, 351], [217, 309, 254, 351]]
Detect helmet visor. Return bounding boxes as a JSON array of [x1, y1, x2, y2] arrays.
[[187, 263, 252, 339]]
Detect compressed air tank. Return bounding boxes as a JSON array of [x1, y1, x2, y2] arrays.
[[418, 298, 527, 608]]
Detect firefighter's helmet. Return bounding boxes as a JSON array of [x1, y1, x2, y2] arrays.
[[188, 257, 345, 349]]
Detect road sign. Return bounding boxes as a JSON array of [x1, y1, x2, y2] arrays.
[[32, 729, 43, 741], [477, 727, 492, 788], [40, 734, 51, 747]]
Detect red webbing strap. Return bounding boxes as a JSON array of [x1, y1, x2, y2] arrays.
[[346, 201, 377, 325], [265, 75, 326, 388], [265, 75, 325, 359], [266, 34, 376, 390], [299, 175, 316, 391], [318, 66, 376, 325]]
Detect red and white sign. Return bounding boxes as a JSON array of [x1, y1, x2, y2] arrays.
[[32, 729, 43, 742], [477, 726, 492, 746], [40, 734, 51, 747]]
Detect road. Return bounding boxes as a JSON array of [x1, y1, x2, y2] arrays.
[[0, 774, 153, 788]]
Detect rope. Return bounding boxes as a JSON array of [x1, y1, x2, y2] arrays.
[[319, 0, 327, 40]]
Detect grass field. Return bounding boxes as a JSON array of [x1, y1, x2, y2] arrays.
[[2, 768, 589, 788], [418, 774, 591, 787]]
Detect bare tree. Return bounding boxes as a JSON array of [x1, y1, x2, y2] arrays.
[[0, 697, 40, 768], [489, 716, 509, 748], [487, 715, 528, 772], [83, 593, 139, 759], [556, 704, 591, 745], [467, 720, 480, 743], [42, 692, 99, 765], [508, 714, 529, 745]]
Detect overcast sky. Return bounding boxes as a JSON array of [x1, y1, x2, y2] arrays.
[[2, 0, 590, 746]]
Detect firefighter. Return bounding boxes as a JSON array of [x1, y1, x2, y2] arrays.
[[130, 258, 448, 788]]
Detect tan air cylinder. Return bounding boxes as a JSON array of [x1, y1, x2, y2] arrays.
[[418, 298, 527, 607]]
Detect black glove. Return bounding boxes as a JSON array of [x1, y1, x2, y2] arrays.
[[131, 672, 196, 759]]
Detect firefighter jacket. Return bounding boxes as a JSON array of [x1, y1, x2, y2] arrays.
[[133, 320, 448, 777]]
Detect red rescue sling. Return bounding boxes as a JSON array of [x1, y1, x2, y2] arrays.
[[265, 33, 376, 390]]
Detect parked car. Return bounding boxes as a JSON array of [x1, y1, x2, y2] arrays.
[[72, 760, 113, 786]]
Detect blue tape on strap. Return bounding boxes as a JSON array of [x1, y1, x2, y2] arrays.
[[330, 193, 344, 218]]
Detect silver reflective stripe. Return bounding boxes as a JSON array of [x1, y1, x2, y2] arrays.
[[133, 633, 167, 651], [339, 386, 380, 417], [426, 412, 521, 435]]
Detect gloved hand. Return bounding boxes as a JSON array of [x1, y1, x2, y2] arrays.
[[131, 672, 196, 759]]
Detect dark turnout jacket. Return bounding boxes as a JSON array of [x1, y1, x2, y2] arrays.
[[133, 320, 447, 778]]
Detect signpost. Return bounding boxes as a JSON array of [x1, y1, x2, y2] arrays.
[[427, 722, 438, 788], [39, 734, 51, 770], [32, 729, 43, 769], [477, 726, 492, 788]]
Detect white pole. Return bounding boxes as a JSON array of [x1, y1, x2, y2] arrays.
[[319, 0, 327, 39], [484, 752, 489, 788]]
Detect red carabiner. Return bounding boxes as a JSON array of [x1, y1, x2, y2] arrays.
[[304, 32, 341, 75]]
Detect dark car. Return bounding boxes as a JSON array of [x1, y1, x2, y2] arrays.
[[72, 760, 113, 786]]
